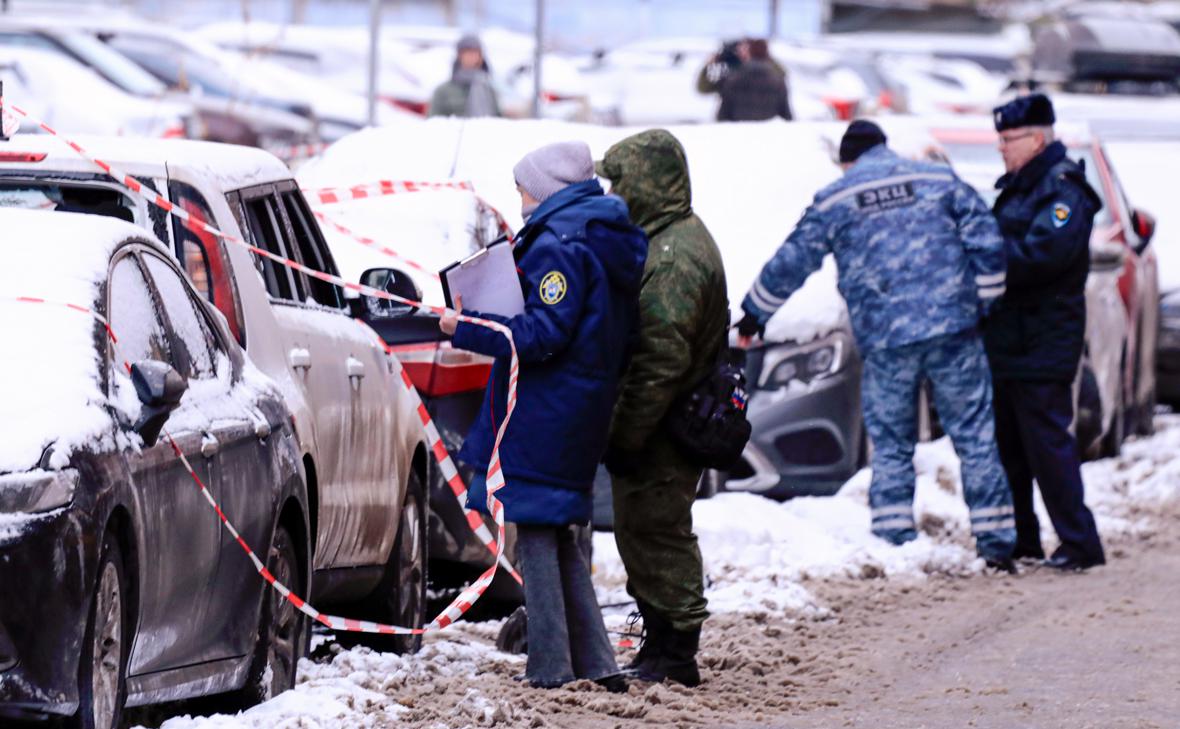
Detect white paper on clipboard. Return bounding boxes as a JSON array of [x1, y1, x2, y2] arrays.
[[440, 242, 525, 318]]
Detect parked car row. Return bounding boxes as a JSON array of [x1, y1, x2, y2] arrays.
[[0, 134, 441, 726]]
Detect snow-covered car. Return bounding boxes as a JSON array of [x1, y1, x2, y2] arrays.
[[0, 45, 189, 138], [1032, 16, 1180, 95], [929, 121, 1159, 455], [0, 134, 430, 651], [296, 148, 521, 603], [4, 15, 324, 148], [0, 208, 308, 728]]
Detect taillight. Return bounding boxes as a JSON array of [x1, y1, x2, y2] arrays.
[[380, 96, 428, 116], [823, 97, 859, 121], [877, 90, 894, 111], [390, 342, 491, 398], [0, 151, 46, 163], [160, 123, 186, 139]]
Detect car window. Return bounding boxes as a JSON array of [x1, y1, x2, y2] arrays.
[[108, 254, 171, 376], [279, 190, 344, 308], [0, 180, 136, 221], [142, 254, 219, 381], [168, 181, 246, 345], [243, 194, 306, 303]]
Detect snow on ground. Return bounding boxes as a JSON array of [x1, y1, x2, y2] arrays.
[[142, 416, 1180, 729]]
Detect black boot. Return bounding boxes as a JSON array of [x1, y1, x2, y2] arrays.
[[635, 625, 701, 688], [623, 600, 665, 672]]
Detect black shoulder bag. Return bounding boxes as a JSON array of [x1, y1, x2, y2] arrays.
[[665, 346, 753, 470]]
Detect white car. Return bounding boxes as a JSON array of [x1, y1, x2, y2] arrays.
[[0, 133, 430, 653], [0, 45, 189, 138]]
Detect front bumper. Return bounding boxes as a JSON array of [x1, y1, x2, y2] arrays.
[[0, 506, 91, 719], [724, 365, 864, 500]]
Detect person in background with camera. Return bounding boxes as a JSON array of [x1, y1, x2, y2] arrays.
[[440, 141, 647, 691], [597, 129, 730, 687], [737, 120, 1018, 572], [697, 38, 791, 122]]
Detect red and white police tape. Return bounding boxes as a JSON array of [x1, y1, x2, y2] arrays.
[[303, 179, 474, 206], [2, 100, 522, 634], [304, 178, 515, 243], [313, 210, 442, 282]]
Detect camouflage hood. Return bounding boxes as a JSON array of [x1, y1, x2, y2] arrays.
[[598, 129, 693, 238]]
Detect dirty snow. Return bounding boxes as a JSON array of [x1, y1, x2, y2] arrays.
[[138, 414, 1180, 729]]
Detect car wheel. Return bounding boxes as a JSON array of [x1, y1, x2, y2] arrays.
[[351, 472, 428, 654], [68, 533, 128, 729], [230, 524, 308, 707]]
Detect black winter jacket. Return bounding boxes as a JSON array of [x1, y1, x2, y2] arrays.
[[717, 61, 792, 122], [984, 141, 1102, 381]]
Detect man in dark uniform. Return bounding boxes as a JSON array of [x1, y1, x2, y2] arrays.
[[985, 93, 1106, 570]]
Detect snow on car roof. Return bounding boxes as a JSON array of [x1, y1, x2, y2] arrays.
[[0, 133, 292, 191], [303, 116, 941, 344], [0, 208, 156, 473]]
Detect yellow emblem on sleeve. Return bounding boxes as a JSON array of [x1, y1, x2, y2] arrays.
[[539, 271, 568, 305]]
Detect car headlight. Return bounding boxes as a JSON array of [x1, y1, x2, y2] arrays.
[[759, 333, 848, 390], [0, 469, 78, 514]]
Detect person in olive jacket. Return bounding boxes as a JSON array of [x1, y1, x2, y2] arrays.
[[985, 93, 1106, 570], [597, 129, 729, 687], [440, 141, 646, 690]]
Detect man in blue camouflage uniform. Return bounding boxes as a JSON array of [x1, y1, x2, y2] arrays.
[[737, 120, 1017, 568]]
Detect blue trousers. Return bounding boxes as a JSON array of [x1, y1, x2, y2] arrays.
[[992, 379, 1105, 563], [862, 330, 1016, 560]]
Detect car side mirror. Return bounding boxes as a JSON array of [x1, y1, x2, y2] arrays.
[[359, 267, 421, 319], [130, 360, 187, 447], [1131, 208, 1155, 252], [1090, 241, 1126, 272]]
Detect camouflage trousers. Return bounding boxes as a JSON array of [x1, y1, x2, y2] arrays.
[[611, 432, 709, 632], [862, 329, 1016, 560]]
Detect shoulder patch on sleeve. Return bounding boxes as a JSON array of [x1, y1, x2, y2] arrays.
[[1052, 201, 1071, 228], [539, 271, 568, 305]]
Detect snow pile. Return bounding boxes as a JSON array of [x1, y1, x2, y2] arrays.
[[594, 416, 1180, 621], [147, 632, 519, 729], [595, 435, 984, 620]]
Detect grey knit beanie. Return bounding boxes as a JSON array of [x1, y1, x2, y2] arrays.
[[513, 141, 596, 204]]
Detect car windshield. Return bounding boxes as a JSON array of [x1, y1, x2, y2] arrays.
[[57, 32, 167, 97], [937, 141, 1113, 227], [102, 33, 249, 102]]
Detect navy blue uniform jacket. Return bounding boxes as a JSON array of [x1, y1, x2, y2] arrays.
[[453, 179, 647, 526], [985, 141, 1102, 381]]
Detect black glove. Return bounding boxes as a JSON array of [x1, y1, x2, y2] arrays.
[[603, 445, 642, 478], [735, 312, 764, 339]]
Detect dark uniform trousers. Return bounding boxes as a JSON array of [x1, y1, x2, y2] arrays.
[[992, 378, 1105, 563]]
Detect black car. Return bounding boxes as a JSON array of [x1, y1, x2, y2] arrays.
[[0, 210, 309, 728]]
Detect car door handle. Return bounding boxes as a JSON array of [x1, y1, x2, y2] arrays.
[[201, 434, 220, 458], [289, 348, 312, 370], [346, 357, 365, 379]]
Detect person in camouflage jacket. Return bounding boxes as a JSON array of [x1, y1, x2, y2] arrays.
[[597, 129, 729, 687]]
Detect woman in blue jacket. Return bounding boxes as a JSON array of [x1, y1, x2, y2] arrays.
[[440, 141, 647, 690]]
